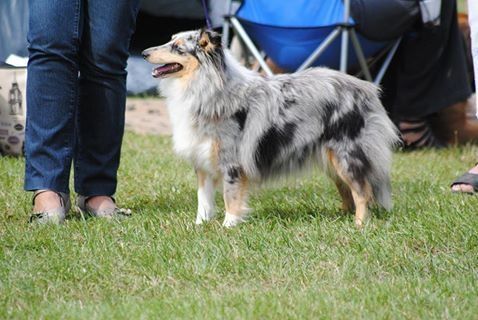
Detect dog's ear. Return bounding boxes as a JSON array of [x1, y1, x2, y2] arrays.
[[198, 29, 222, 51]]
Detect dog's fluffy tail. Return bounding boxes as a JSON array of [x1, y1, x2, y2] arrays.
[[362, 95, 400, 211], [371, 167, 393, 211]]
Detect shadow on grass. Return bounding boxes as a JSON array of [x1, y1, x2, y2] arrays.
[[250, 195, 396, 228], [117, 185, 395, 226]]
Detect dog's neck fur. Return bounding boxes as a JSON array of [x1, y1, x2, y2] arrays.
[[161, 51, 259, 120]]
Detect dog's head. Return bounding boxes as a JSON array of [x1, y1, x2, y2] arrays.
[[142, 29, 223, 79]]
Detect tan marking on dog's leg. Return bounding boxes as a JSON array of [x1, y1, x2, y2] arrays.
[[334, 179, 355, 212], [210, 140, 220, 171], [350, 185, 372, 228], [327, 149, 371, 228], [223, 173, 250, 228], [327, 150, 354, 211], [197, 169, 205, 186], [196, 169, 216, 224]]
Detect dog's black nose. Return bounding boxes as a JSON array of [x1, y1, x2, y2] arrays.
[[142, 51, 150, 59]]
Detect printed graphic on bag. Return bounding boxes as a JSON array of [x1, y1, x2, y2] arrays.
[[0, 68, 27, 156]]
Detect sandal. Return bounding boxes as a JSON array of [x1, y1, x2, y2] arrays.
[[29, 190, 71, 224], [76, 195, 131, 219], [451, 166, 478, 194], [399, 119, 445, 150]]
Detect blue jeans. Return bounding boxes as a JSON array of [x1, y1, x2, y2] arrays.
[[24, 0, 140, 196]]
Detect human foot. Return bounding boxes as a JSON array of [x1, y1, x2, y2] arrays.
[[76, 195, 131, 219], [451, 164, 478, 194], [85, 196, 116, 212], [33, 190, 61, 212], [30, 190, 70, 224]]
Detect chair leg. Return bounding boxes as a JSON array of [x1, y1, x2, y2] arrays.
[[340, 29, 349, 72], [373, 38, 402, 85], [221, 0, 234, 48], [297, 27, 342, 72], [341, 0, 351, 73], [230, 17, 274, 76], [350, 29, 373, 82]]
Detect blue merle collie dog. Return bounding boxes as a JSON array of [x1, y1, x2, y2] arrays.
[[142, 29, 399, 228]]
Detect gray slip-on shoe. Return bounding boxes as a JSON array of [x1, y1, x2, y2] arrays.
[[29, 190, 71, 224], [76, 195, 131, 219]]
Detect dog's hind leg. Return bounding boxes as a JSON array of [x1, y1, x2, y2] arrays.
[[222, 167, 250, 228], [349, 183, 372, 228], [333, 178, 355, 212], [196, 169, 218, 224], [327, 149, 372, 228]]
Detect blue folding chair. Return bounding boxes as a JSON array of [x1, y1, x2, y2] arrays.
[[222, 0, 401, 84]]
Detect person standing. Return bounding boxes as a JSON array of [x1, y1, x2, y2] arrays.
[[451, 0, 478, 193], [25, 0, 140, 223]]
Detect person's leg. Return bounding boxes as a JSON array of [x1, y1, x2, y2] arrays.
[[25, 0, 82, 211], [74, 0, 140, 209], [470, 0, 478, 104], [381, 1, 474, 148], [392, 0, 471, 120], [451, 0, 478, 193]]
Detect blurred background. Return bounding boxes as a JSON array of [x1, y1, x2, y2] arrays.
[[0, 0, 239, 95], [0, 0, 471, 95]]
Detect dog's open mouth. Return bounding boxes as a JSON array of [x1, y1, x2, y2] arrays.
[[152, 63, 183, 78]]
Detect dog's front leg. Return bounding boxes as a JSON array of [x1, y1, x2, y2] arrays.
[[222, 167, 250, 228], [196, 169, 217, 224]]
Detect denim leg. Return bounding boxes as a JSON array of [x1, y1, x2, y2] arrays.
[[74, 0, 140, 196], [24, 0, 83, 193]]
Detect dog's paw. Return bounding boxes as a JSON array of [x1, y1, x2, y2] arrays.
[[222, 212, 247, 228], [355, 218, 366, 229], [195, 208, 216, 225]]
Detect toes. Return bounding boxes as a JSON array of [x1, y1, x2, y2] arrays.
[[451, 184, 474, 193]]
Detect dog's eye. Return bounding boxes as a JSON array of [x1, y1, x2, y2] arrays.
[[171, 43, 186, 55]]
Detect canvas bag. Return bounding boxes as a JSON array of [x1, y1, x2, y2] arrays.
[[0, 66, 27, 156]]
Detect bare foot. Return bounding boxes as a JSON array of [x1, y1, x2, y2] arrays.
[[86, 196, 116, 211], [451, 164, 478, 193], [33, 191, 62, 212]]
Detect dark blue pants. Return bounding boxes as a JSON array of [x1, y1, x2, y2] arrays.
[[24, 0, 140, 196]]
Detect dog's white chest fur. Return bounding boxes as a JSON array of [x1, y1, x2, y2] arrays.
[[164, 90, 214, 173]]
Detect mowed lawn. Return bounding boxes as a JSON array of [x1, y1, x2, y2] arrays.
[[1, 132, 477, 319]]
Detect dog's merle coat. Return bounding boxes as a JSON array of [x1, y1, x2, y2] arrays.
[[143, 30, 399, 227]]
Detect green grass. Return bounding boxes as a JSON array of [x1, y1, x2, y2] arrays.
[[1, 132, 478, 319]]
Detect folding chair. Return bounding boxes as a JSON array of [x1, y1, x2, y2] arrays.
[[222, 0, 401, 84]]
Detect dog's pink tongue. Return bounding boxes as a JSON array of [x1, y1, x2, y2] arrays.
[[152, 63, 181, 78], [152, 65, 170, 78]]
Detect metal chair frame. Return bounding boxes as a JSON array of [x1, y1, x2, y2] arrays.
[[222, 0, 401, 84]]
